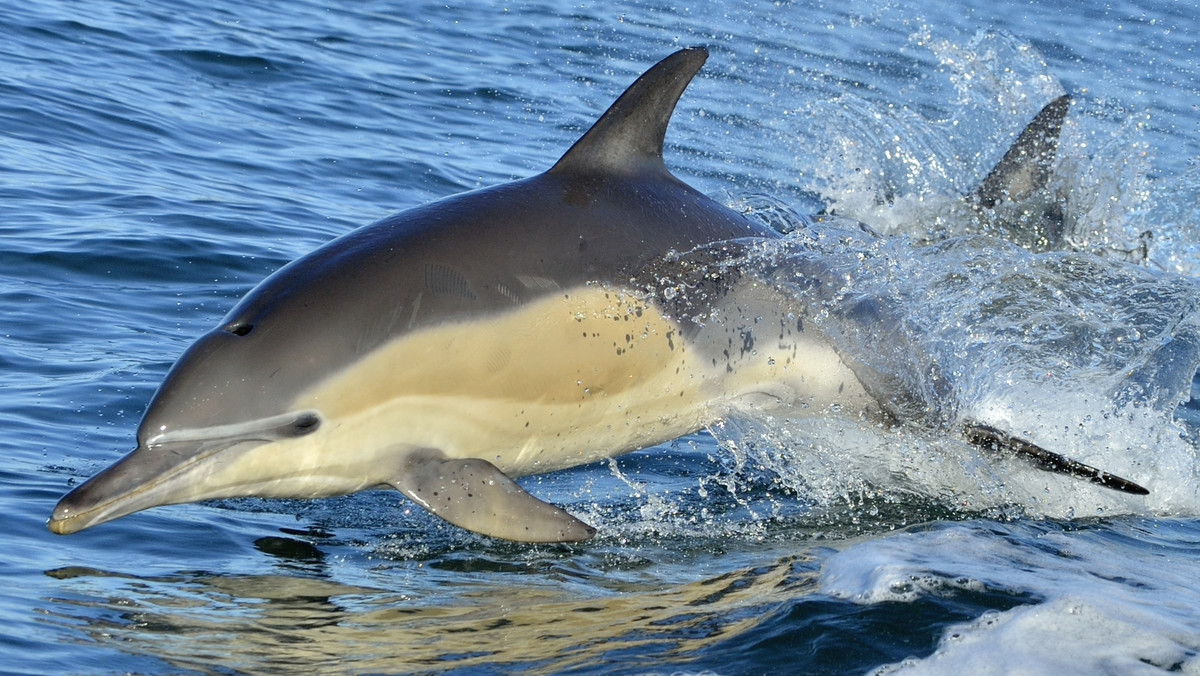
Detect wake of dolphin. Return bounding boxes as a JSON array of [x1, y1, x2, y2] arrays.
[[699, 210, 1200, 525]]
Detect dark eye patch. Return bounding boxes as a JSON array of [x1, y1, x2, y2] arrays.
[[227, 323, 255, 336], [289, 413, 321, 436]]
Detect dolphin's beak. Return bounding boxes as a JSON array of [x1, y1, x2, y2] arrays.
[[50, 412, 321, 534], [48, 437, 265, 534], [49, 442, 204, 534]]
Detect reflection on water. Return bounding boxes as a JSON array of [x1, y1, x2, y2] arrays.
[[45, 543, 821, 674]]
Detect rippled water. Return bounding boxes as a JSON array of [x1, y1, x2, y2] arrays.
[[5, 0, 1200, 674]]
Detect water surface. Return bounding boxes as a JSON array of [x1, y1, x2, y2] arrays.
[[4, 0, 1200, 674]]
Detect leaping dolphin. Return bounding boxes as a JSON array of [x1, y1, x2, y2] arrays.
[[49, 48, 1145, 543]]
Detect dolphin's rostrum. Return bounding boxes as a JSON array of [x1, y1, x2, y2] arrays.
[[49, 48, 1145, 543]]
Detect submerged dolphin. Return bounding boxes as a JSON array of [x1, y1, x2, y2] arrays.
[[49, 48, 1144, 543]]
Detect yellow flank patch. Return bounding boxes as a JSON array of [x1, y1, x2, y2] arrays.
[[278, 282, 876, 479], [300, 286, 683, 416], [291, 286, 714, 475]]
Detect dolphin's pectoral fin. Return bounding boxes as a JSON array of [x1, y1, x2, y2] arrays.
[[391, 451, 597, 543], [962, 422, 1149, 496]]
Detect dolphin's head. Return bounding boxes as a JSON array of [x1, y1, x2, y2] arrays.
[[48, 266, 362, 535], [136, 290, 340, 445]]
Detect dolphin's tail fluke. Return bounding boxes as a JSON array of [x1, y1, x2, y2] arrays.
[[962, 421, 1149, 496]]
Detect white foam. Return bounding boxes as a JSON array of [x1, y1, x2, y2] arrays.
[[819, 521, 1200, 675]]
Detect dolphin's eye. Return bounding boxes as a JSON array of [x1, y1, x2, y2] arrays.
[[227, 323, 255, 336]]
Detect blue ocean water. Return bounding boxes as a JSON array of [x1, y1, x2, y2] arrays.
[[4, 1, 1200, 674]]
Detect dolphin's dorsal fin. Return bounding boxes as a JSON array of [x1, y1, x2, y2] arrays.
[[550, 47, 708, 176], [972, 95, 1071, 208]]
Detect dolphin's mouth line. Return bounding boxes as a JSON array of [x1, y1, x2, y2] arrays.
[[144, 409, 322, 446]]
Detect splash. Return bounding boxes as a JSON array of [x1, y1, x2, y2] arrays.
[[698, 30, 1200, 527], [792, 30, 1166, 265], [704, 218, 1200, 522]]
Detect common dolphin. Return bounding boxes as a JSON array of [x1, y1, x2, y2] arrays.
[[49, 48, 1144, 543]]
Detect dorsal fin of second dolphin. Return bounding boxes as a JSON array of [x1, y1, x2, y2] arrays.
[[971, 94, 1071, 208], [549, 47, 709, 177]]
